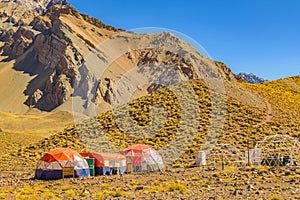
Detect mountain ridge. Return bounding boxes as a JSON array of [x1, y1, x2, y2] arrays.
[[237, 72, 267, 84], [14, 0, 69, 14]]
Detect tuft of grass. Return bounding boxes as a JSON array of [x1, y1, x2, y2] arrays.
[[223, 166, 237, 176], [258, 166, 269, 175], [269, 194, 283, 200], [100, 183, 110, 189], [191, 176, 201, 181], [43, 191, 61, 200], [165, 180, 189, 194], [61, 184, 71, 192], [65, 189, 77, 199], [226, 185, 235, 191], [16, 186, 39, 200]]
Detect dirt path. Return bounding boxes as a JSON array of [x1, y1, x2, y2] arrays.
[[255, 95, 273, 127]]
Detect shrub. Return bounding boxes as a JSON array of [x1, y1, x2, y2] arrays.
[[258, 166, 269, 175], [269, 194, 282, 200], [223, 166, 237, 176], [66, 189, 77, 199], [166, 180, 188, 194]]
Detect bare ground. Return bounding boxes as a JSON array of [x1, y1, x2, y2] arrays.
[[0, 166, 299, 199]]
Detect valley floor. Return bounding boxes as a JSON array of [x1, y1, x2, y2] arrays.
[[0, 166, 299, 199]]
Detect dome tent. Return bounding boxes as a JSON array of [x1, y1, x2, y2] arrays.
[[80, 152, 126, 175], [121, 144, 164, 173], [35, 148, 90, 180]]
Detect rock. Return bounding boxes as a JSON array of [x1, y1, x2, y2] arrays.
[[1, 43, 12, 56], [248, 184, 255, 190], [5, 16, 16, 24], [95, 77, 115, 105], [214, 61, 239, 82], [29, 89, 44, 106], [284, 171, 291, 176], [135, 186, 144, 191], [10, 38, 28, 57], [13, 27, 35, 40], [0, 128, 2, 132], [43, 73, 73, 109], [33, 33, 68, 69], [30, 16, 51, 32], [0, 29, 14, 43], [1, 27, 35, 59]]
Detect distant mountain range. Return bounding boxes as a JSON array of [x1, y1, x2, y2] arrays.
[[237, 73, 267, 84]]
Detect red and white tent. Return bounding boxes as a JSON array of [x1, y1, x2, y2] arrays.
[[121, 144, 164, 173]]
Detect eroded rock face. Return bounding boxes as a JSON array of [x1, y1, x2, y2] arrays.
[[214, 61, 238, 82], [33, 33, 68, 69], [29, 89, 43, 106], [24, 11, 81, 110], [96, 77, 115, 105], [0, 27, 35, 58], [44, 73, 73, 106], [30, 16, 51, 32], [0, 4, 84, 111]]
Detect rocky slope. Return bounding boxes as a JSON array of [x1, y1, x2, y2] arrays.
[[0, 1, 241, 113], [0, 2, 121, 111]]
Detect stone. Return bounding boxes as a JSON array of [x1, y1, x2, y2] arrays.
[[29, 89, 43, 106], [248, 184, 254, 190]]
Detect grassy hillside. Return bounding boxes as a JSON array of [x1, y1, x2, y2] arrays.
[[237, 76, 300, 136], [3, 77, 299, 172]]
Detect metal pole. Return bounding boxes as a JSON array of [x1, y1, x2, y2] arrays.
[[247, 139, 250, 166], [221, 153, 224, 170]]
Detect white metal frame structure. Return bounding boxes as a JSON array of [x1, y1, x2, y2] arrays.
[[255, 134, 300, 166]]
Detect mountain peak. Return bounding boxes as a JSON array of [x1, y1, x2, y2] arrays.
[[13, 0, 69, 14], [237, 72, 267, 84]]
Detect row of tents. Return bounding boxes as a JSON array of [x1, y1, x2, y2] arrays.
[[34, 144, 164, 180]]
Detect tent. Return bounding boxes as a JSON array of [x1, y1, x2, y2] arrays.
[[121, 144, 164, 173], [80, 152, 126, 175], [35, 148, 90, 180]]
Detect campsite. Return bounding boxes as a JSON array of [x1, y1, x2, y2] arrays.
[[0, 0, 300, 199], [34, 144, 164, 180], [0, 134, 298, 199]]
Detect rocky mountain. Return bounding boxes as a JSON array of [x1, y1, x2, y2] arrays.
[[0, 1, 241, 113], [14, 0, 69, 14], [237, 73, 267, 84]]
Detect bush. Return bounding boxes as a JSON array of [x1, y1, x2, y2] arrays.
[[166, 180, 188, 194], [269, 194, 282, 200], [258, 166, 269, 175]]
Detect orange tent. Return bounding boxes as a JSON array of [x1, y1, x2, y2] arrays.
[[35, 148, 90, 180], [80, 152, 126, 175], [121, 144, 164, 173]]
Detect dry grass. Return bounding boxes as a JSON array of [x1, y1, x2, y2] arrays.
[[2, 77, 300, 174]]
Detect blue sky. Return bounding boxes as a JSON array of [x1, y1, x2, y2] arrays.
[[68, 0, 300, 80]]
